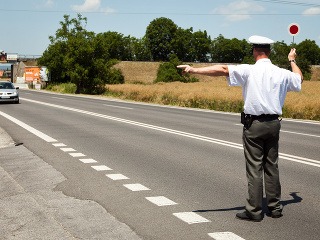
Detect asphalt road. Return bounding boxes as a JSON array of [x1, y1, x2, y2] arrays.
[[0, 89, 319, 240]]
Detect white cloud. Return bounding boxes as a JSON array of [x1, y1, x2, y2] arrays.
[[71, 0, 115, 14], [45, 0, 54, 8], [302, 7, 320, 16], [101, 7, 116, 14], [72, 0, 101, 12], [34, 0, 54, 9], [213, 0, 265, 22]]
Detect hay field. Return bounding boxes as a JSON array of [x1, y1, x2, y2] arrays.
[[310, 65, 320, 81], [114, 61, 160, 84], [114, 61, 220, 84], [110, 62, 320, 120]]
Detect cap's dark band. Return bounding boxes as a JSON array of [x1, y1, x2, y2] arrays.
[[252, 44, 271, 49]]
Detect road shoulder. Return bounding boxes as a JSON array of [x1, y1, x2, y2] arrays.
[[0, 127, 141, 240]]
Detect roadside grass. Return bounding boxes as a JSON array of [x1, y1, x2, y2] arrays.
[[106, 79, 244, 111], [45, 61, 320, 121], [46, 82, 77, 94], [109, 62, 320, 121]]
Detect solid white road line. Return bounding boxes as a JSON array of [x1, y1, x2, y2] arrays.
[[91, 165, 112, 171], [51, 97, 65, 100], [172, 212, 211, 224], [235, 123, 320, 138], [103, 104, 133, 110], [19, 98, 320, 168], [0, 110, 57, 143], [281, 130, 320, 138], [279, 153, 320, 168], [1, 102, 319, 169], [123, 184, 150, 191], [145, 196, 178, 206], [20, 98, 244, 149], [208, 232, 245, 240]]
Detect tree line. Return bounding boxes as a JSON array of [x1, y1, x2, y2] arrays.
[[38, 14, 320, 94]]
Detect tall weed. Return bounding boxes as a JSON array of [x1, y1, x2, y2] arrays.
[[106, 80, 320, 121]]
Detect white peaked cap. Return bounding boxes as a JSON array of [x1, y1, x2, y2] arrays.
[[248, 35, 274, 45]]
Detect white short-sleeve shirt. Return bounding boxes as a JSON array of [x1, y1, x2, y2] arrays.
[[227, 59, 301, 115]]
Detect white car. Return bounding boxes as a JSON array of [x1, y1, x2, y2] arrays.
[[0, 81, 19, 104]]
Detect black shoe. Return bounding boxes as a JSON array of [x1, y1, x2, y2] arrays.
[[270, 211, 283, 218], [236, 211, 263, 222]]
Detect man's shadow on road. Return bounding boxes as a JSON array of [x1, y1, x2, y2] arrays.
[[193, 192, 302, 213]]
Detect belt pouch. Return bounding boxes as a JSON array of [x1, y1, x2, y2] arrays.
[[241, 112, 253, 129]]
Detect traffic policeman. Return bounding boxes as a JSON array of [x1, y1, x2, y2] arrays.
[[177, 35, 303, 222]]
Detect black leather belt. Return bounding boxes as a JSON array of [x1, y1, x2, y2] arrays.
[[241, 112, 279, 129], [250, 114, 279, 120]]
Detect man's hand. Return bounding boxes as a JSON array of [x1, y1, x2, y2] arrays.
[[178, 64, 229, 77], [288, 48, 303, 82], [288, 48, 297, 61], [177, 65, 194, 73]]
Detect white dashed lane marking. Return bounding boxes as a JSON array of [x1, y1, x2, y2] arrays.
[[106, 174, 130, 180], [1, 110, 246, 239], [91, 165, 113, 171], [123, 184, 150, 192], [60, 147, 76, 152], [172, 212, 211, 224], [146, 196, 178, 206], [53, 143, 67, 147], [79, 158, 98, 163], [69, 152, 86, 157], [208, 232, 246, 240]]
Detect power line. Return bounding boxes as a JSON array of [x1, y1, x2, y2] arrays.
[[252, 0, 320, 8], [1, 0, 320, 16], [0, 8, 318, 16]]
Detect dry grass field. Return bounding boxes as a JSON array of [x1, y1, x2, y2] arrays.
[[114, 61, 160, 84], [110, 62, 320, 121], [310, 65, 320, 81]]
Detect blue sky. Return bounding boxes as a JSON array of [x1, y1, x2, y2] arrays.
[[1, 0, 320, 56]]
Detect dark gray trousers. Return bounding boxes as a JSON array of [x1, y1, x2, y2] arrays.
[[242, 118, 283, 217]]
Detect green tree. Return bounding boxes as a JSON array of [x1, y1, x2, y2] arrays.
[[38, 14, 124, 94], [39, 41, 69, 83], [94, 31, 132, 60], [191, 30, 211, 62], [171, 28, 211, 62], [129, 36, 152, 61], [271, 41, 311, 80], [296, 39, 320, 65], [145, 17, 178, 61], [211, 35, 248, 63], [171, 27, 194, 62], [270, 41, 291, 68]]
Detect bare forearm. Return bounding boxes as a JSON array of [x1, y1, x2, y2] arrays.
[[177, 64, 229, 77], [288, 48, 303, 83], [290, 62, 303, 83]]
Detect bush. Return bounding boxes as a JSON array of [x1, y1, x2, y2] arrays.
[[106, 67, 125, 84], [46, 83, 77, 94], [154, 62, 184, 83], [154, 54, 199, 83]]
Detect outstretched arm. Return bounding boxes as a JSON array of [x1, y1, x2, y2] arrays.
[[288, 48, 303, 83], [177, 64, 229, 77]]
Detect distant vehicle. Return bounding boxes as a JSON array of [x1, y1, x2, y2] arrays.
[[0, 81, 19, 104]]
